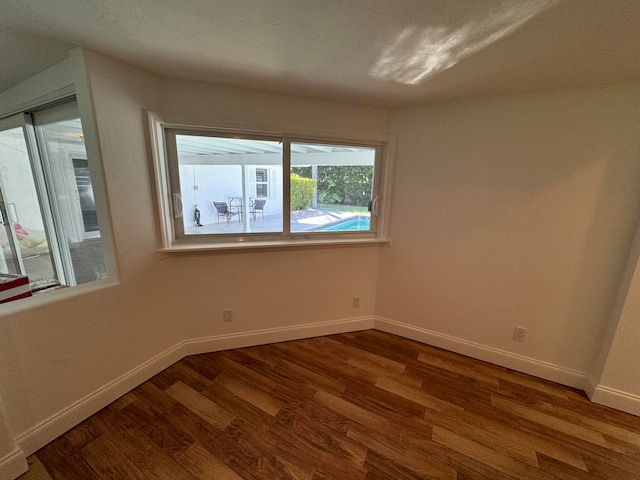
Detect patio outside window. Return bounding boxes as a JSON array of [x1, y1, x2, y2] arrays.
[[158, 124, 391, 249], [170, 132, 283, 236]]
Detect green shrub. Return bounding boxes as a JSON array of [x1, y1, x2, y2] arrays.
[[290, 174, 316, 210], [290, 165, 374, 207]]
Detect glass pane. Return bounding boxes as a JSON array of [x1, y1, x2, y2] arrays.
[[175, 134, 283, 235], [290, 143, 375, 232], [0, 215, 21, 276], [0, 126, 58, 288], [38, 117, 107, 284]]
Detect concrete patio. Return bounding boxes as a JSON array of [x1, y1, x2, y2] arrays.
[[184, 207, 364, 235]]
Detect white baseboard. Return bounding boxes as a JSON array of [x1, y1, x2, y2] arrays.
[[14, 316, 374, 463], [374, 316, 589, 390], [585, 375, 599, 398], [12, 313, 638, 480], [15, 342, 185, 457], [589, 384, 640, 417], [0, 448, 27, 480], [183, 316, 374, 357]]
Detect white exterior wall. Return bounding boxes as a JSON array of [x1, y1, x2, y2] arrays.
[[179, 164, 242, 225], [178, 164, 283, 226]]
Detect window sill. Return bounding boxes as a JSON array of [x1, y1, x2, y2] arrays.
[[0, 279, 119, 317], [159, 237, 391, 253]]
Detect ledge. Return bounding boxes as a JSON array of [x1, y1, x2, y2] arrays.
[[159, 237, 391, 253], [0, 280, 120, 317]]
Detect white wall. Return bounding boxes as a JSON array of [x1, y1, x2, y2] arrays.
[[0, 60, 74, 118], [377, 83, 640, 390], [0, 51, 186, 468], [154, 68, 386, 338], [2, 48, 640, 480], [0, 50, 386, 478], [589, 216, 640, 415], [595, 283, 640, 414], [0, 61, 79, 478]]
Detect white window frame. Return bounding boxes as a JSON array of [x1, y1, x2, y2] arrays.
[[0, 97, 109, 289], [255, 168, 268, 198], [149, 113, 395, 252]]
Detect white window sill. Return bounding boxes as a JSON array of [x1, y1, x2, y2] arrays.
[[0, 279, 120, 316], [159, 237, 391, 253]]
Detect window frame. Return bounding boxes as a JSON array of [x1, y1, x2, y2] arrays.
[[165, 128, 285, 241], [149, 113, 395, 252], [255, 168, 268, 198], [0, 97, 109, 289]]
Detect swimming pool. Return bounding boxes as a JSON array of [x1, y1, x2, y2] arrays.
[[318, 215, 371, 231]]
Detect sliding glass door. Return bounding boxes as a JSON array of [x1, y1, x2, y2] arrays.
[[0, 99, 107, 290], [0, 115, 59, 288], [33, 102, 106, 285]]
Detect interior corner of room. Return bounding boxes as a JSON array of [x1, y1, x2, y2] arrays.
[[1, 1, 640, 478]]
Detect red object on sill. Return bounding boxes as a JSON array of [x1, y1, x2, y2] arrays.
[[0, 274, 32, 304]]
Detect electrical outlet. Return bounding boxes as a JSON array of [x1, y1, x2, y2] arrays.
[[223, 309, 233, 323], [513, 326, 527, 342], [353, 296, 361, 308]]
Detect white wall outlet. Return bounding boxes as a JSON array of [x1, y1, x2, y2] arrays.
[[513, 326, 527, 342], [223, 309, 233, 322], [353, 296, 361, 308]]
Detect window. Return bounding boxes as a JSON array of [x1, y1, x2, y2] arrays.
[[0, 98, 107, 290], [152, 118, 393, 250], [168, 131, 283, 236], [255, 168, 268, 198], [290, 142, 376, 234]]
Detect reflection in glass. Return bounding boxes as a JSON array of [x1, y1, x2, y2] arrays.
[[0, 127, 57, 287], [38, 118, 106, 285]]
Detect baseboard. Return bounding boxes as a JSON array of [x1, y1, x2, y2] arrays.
[[183, 316, 374, 357], [585, 375, 599, 398], [589, 384, 640, 417], [0, 448, 27, 480], [10, 313, 638, 480], [15, 341, 186, 457], [14, 316, 374, 462], [374, 316, 589, 390]]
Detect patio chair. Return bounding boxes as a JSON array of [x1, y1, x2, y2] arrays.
[[228, 197, 243, 221], [250, 199, 266, 220], [212, 201, 233, 223]]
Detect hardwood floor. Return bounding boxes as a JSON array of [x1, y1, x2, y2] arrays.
[[19, 330, 640, 479]]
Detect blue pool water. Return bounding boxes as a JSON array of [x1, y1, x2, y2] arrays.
[[319, 216, 371, 231]]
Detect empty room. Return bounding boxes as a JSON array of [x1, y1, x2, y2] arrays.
[[1, 0, 639, 479]]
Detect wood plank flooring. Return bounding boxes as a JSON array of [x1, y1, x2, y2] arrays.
[[19, 330, 640, 479]]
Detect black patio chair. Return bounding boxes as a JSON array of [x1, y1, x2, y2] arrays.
[[251, 199, 266, 220], [212, 201, 233, 223]]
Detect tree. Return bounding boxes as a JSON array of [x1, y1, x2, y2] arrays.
[[290, 174, 316, 210], [292, 166, 373, 207]]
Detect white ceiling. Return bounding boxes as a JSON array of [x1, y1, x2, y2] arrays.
[[1, 0, 640, 107]]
